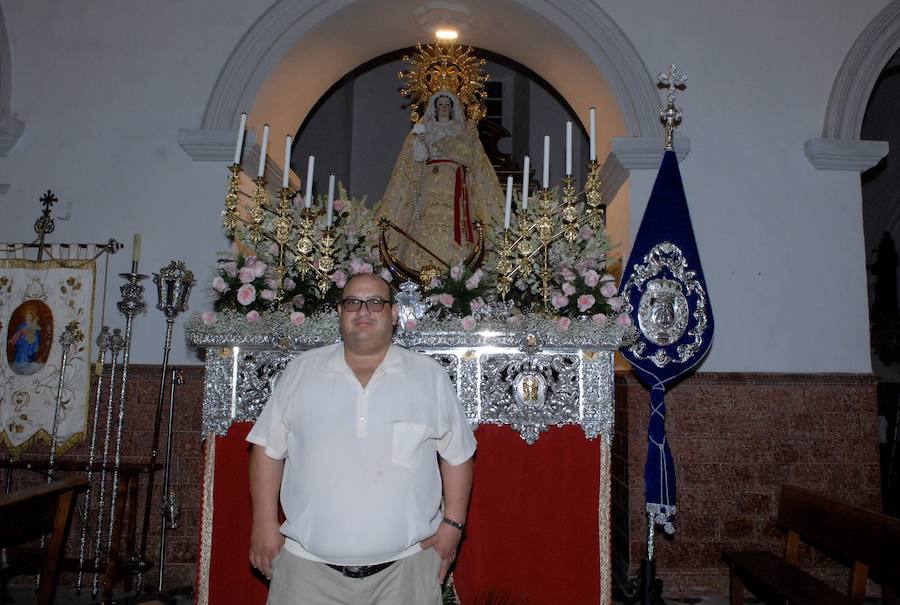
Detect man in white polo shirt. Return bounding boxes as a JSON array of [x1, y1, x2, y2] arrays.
[[247, 273, 475, 604]]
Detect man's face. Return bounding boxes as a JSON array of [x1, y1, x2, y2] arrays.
[[338, 274, 398, 353]]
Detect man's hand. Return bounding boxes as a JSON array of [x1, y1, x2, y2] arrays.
[[420, 522, 463, 583], [249, 519, 284, 580]]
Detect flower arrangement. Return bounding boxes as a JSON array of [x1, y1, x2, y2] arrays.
[[206, 185, 631, 333]]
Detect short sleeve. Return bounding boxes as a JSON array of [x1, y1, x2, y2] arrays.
[[434, 369, 476, 465], [246, 362, 296, 460]]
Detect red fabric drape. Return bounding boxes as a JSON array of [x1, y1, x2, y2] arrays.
[[203, 423, 603, 605], [207, 422, 269, 605], [453, 425, 603, 604], [426, 158, 474, 246]]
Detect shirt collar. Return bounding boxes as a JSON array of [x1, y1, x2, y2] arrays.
[[327, 343, 404, 375]]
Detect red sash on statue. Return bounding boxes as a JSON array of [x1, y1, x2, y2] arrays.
[[426, 159, 474, 246]]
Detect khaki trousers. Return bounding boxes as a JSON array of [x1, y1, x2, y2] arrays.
[[267, 547, 442, 605]]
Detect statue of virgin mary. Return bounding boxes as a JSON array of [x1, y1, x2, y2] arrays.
[[375, 44, 505, 279]]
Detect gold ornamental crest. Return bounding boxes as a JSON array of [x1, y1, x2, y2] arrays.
[[399, 40, 489, 123]]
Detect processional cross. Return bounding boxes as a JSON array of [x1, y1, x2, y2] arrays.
[[657, 65, 686, 150], [34, 189, 59, 260]]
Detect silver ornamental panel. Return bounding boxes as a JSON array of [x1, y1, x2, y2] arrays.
[[199, 342, 615, 445], [621, 241, 710, 369]]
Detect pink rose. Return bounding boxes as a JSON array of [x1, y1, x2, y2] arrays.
[[222, 261, 238, 278], [266, 276, 280, 290], [506, 314, 523, 328], [283, 277, 296, 291], [238, 267, 256, 284], [405, 318, 418, 331], [429, 277, 443, 289], [380, 268, 393, 283], [470, 296, 485, 311], [349, 258, 372, 274], [461, 315, 476, 331], [333, 198, 347, 212], [560, 266, 576, 282], [600, 283, 618, 298], [245, 310, 260, 323], [331, 270, 348, 288], [269, 243, 280, 257], [212, 276, 229, 293], [236, 284, 256, 306], [290, 311, 306, 326], [584, 270, 600, 288], [577, 294, 596, 312], [465, 270, 483, 290], [608, 296, 624, 311], [292, 294, 305, 309], [358, 263, 373, 274], [557, 317, 571, 332], [261, 289, 276, 301], [579, 226, 594, 241], [551, 292, 569, 310], [592, 313, 608, 327], [616, 313, 632, 326], [201, 311, 217, 325], [251, 258, 266, 278], [439, 293, 455, 307], [450, 265, 463, 280], [562, 282, 576, 296]]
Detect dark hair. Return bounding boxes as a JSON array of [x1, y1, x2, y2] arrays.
[[433, 94, 454, 120]]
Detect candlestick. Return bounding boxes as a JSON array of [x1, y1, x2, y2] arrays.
[[131, 233, 141, 273], [542, 135, 550, 188], [522, 156, 530, 210], [326, 173, 335, 227], [565, 121, 572, 176], [504, 176, 513, 230], [304, 155, 315, 208], [233, 113, 247, 165], [257, 124, 270, 178], [589, 107, 596, 162], [282, 135, 292, 189]]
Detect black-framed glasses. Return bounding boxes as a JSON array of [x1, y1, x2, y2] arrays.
[[339, 297, 390, 313]]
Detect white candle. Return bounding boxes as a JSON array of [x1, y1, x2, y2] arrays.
[[257, 124, 270, 178], [304, 155, 315, 208], [504, 176, 513, 230], [565, 121, 573, 176], [522, 155, 530, 210], [233, 112, 247, 165], [282, 135, 292, 189], [542, 135, 550, 188], [326, 173, 336, 227], [131, 233, 141, 273], [589, 107, 596, 162]]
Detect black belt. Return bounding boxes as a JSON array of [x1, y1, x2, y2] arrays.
[[325, 560, 396, 578]]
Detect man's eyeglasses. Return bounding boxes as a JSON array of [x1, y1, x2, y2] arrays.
[[339, 297, 391, 313]]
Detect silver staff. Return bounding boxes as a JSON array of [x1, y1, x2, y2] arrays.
[[138, 260, 194, 592], [158, 368, 184, 590], [91, 328, 125, 597], [48, 321, 83, 482]]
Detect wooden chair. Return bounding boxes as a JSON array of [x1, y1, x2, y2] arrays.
[[0, 477, 89, 605]]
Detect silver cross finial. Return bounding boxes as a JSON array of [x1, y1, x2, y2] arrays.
[[657, 65, 686, 151]]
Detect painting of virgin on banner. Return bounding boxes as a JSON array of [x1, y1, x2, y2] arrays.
[[0, 259, 95, 454]]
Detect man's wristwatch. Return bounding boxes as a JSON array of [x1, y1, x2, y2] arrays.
[[442, 516, 466, 533]]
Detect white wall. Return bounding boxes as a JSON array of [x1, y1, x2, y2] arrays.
[[0, 0, 888, 373]]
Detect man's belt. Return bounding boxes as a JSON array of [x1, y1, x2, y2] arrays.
[[325, 560, 396, 578]]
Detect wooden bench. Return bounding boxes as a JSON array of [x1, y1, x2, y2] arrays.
[[0, 477, 89, 605], [722, 485, 900, 605]]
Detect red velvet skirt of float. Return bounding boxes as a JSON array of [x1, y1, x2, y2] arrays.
[[452, 424, 603, 604]]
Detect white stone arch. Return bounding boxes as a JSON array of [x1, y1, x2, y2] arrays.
[[177, 0, 667, 167], [804, 2, 898, 171]]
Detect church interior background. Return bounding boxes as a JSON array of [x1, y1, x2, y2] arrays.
[[0, 1, 898, 603]]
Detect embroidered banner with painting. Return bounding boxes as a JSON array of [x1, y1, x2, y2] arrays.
[[0, 259, 95, 453]]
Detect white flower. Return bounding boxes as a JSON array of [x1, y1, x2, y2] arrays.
[[461, 315, 476, 331], [600, 282, 618, 298], [245, 310, 260, 323], [201, 311, 217, 325], [212, 276, 229, 293], [290, 311, 306, 326]]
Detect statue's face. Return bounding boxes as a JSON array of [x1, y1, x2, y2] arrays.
[[435, 97, 452, 121]]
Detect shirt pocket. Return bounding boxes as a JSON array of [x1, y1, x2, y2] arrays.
[[391, 422, 428, 469]]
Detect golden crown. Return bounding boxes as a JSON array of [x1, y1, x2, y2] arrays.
[[399, 41, 489, 123]]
